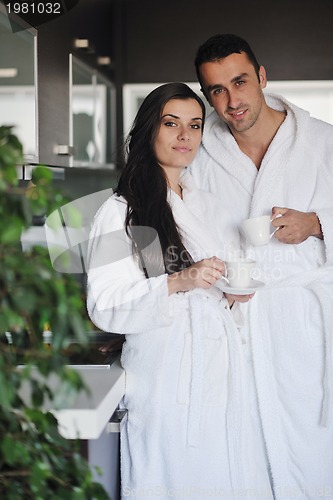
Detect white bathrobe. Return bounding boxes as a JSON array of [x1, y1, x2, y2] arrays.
[[86, 174, 273, 499], [190, 94, 333, 500]]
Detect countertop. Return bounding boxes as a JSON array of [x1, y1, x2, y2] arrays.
[[20, 358, 126, 439], [54, 360, 125, 439]]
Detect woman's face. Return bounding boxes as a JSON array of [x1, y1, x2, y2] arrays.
[[153, 98, 203, 173]]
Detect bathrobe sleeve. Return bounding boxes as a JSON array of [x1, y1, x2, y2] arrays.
[[305, 118, 333, 265], [315, 198, 333, 266], [311, 128, 333, 265], [86, 196, 172, 334]]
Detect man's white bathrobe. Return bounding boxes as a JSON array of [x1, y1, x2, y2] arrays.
[[190, 94, 333, 499], [86, 176, 273, 499]]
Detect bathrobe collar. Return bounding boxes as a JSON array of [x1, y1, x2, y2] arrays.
[[201, 93, 309, 207]]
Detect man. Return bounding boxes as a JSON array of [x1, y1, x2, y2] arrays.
[[190, 34, 333, 499]]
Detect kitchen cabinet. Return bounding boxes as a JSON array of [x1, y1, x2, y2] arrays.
[[36, 24, 116, 169], [0, 4, 38, 163], [70, 55, 116, 168], [0, 3, 116, 170]]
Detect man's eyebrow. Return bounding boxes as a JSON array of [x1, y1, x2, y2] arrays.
[[207, 73, 249, 92], [207, 84, 223, 93], [231, 72, 248, 83], [161, 114, 203, 121]]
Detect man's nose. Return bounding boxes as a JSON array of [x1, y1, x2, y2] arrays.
[[227, 89, 241, 109]]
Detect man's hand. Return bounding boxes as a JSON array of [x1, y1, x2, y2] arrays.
[[271, 207, 323, 244]]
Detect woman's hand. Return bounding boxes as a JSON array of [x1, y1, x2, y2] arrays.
[[224, 292, 255, 308], [167, 256, 225, 295]]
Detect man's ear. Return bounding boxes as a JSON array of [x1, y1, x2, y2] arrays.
[[200, 87, 212, 106], [258, 66, 267, 89]]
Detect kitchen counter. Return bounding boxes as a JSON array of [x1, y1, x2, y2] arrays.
[[15, 333, 126, 497], [19, 357, 126, 440], [54, 360, 126, 439]]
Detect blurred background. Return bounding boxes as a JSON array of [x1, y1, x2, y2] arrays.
[[1, 0, 333, 184]]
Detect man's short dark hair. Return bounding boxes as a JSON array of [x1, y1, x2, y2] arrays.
[[194, 34, 261, 96]]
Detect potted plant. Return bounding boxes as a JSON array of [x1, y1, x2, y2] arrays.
[[0, 126, 109, 499]]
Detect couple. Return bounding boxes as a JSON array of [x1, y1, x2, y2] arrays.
[[87, 34, 333, 499]]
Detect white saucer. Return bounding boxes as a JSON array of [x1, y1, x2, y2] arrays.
[[215, 279, 265, 295]]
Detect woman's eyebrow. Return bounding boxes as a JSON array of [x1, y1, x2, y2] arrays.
[[161, 114, 203, 120], [161, 113, 179, 119]]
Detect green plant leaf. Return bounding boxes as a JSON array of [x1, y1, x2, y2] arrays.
[[0, 125, 109, 498], [1, 436, 30, 466]]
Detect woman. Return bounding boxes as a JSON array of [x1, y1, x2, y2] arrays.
[[87, 83, 272, 498]]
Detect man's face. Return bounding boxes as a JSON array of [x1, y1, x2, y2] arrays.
[[199, 52, 267, 134]]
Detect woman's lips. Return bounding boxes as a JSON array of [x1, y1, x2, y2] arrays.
[[173, 147, 191, 153]]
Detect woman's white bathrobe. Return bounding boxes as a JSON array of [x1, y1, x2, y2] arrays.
[[190, 94, 333, 499], [86, 174, 273, 499]]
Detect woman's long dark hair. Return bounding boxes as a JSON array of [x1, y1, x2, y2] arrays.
[[116, 82, 206, 276]]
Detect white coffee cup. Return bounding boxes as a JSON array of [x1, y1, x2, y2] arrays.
[[242, 215, 279, 246], [223, 258, 256, 288]]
